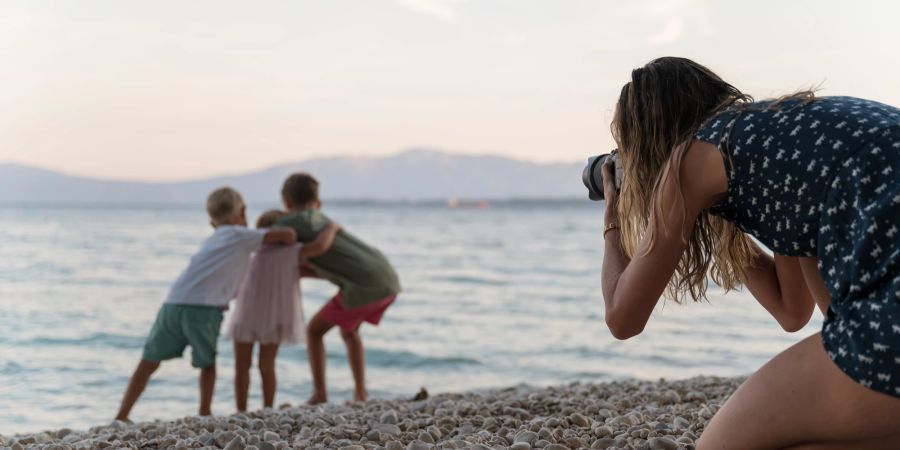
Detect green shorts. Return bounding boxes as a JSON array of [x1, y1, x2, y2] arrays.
[[142, 304, 224, 368]]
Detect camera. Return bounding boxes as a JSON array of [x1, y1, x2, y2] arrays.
[[582, 149, 622, 201]]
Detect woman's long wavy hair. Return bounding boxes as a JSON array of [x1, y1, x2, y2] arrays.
[[611, 57, 759, 303]]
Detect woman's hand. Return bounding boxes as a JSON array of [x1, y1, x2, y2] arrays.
[[601, 156, 619, 225]]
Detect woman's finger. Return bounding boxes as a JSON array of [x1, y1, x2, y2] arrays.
[[600, 156, 618, 201]]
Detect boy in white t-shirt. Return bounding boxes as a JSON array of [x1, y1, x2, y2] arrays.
[[114, 187, 296, 422]]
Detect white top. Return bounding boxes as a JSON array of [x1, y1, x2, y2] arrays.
[[164, 225, 267, 307]]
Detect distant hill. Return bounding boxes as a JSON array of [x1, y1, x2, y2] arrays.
[[0, 149, 587, 203]]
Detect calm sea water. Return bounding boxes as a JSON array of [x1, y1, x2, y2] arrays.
[[0, 202, 821, 435]]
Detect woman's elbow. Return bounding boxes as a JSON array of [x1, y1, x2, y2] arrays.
[[778, 301, 814, 333], [605, 311, 645, 340], [777, 313, 811, 333]]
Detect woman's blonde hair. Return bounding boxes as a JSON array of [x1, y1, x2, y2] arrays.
[[611, 57, 759, 303]]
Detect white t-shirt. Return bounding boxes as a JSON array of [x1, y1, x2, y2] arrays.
[[164, 225, 267, 307]]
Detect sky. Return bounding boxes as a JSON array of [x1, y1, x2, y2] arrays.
[[1, 0, 898, 181]]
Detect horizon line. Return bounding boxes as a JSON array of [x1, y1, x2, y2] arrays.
[[1, 148, 585, 184]]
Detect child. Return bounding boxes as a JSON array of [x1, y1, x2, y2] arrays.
[[114, 187, 296, 422], [227, 209, 341, 412], [275, 173, 401, 404]]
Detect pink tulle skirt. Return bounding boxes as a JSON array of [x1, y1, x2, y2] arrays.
[[226, 243, 305, 345]]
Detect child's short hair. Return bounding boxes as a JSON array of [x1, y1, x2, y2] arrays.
[[206, 187, 244, 225], [256, 209, 286, 228], [281, 173, 320, 207]]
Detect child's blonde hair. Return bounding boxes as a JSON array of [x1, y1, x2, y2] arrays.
[[256, 209, 286, 229], [206, 187, 244, 226]]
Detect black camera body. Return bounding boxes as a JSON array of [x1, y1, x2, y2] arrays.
[[582, 149, 622, 201]]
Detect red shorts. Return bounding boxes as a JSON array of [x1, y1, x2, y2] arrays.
[[319, 292, 396, 332]]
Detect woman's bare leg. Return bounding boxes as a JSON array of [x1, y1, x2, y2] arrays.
[[306, 312, 335, 405], [233, 341, 254, 412], [258, 343, 280, 408], [341, 327, 368, 402], [785, 436, 900, 450], [698, 332, 900, 450]]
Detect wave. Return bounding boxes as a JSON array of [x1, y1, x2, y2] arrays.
[[21, 332, 145, 349]]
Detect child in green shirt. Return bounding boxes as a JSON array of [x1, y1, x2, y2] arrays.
[[275, 173, 401, 404]]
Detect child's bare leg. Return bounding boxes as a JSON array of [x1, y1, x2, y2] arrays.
[[258, 343, 280, 408], [306, 312, 335, 404], [340, 327, 368, 402], [198, 363, 216, 416], [233, 341, 254, 412], [115, 359, 160, 421]]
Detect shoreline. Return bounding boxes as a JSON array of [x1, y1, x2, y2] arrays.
[[1, 375, 741, 450]]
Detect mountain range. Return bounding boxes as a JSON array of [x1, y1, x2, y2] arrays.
[[0, 149, 588, 203]]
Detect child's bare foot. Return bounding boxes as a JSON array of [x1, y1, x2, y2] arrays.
[[307, 392, 327, 405], [353, 389, 368, 403]]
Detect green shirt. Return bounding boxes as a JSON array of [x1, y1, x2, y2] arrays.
[[275, 209, 401, 308]]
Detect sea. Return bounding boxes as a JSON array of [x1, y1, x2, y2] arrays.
[[0, 201, 822, 435]]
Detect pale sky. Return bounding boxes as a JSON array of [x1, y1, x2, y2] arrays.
[[1, 0, 898, 181]]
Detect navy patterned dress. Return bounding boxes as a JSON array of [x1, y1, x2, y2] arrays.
[[695, 96, 900, 397]]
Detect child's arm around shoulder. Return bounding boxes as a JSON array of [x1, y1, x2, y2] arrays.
[[262, 227, 297, 245], [299, 222, 341, 258]]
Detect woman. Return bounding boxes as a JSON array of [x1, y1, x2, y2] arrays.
[[601, 57, 899, 448]]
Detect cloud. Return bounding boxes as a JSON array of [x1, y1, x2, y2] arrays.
[[393, 0, 466, 23], [640, 0, 714, 46], [646, 16, 685, 45]]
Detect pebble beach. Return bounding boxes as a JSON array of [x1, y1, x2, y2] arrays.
[[1, 376, 742, 450]]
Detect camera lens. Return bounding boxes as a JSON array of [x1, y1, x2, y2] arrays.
[[582, 155, 608, 201]]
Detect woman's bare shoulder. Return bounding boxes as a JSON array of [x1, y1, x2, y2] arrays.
[[681, 139, 729, 210]]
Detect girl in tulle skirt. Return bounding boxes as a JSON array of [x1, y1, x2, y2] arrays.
[[228, 209, 340, 411]]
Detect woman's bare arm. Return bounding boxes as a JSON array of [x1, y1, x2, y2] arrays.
[[742, 249, 816, 332], [601, 141, 724, 339]]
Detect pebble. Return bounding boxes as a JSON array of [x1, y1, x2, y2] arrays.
[[406, 440, 432, 450], [591, 438, 616, 449], [649, 436, 679, 450], [380, 410, 400, 424], [685, 391, 708, 402], [511, 443, 532, 450], [417, 430, 435, 443], [543, 444, 570, 450], [372, 423, 402, 436], [568, 413, 590, 428], [223, 435, 246, 450], [263, 430, 279, 442], [514, 430, 538, 444]]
